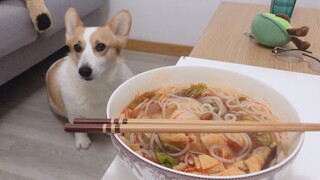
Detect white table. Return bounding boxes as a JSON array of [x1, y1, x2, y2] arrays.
[[102, 57, 320, 180]]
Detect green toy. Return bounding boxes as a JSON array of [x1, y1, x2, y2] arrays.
[[251, 13, 310, 50]]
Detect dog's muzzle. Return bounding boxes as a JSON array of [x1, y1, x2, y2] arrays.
[[79, 66, 93, 80]]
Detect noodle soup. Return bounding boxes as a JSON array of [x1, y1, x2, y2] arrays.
[[117, 83, 288, 176]]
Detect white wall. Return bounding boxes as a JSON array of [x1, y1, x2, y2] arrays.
[[99, 0, 320, 46]]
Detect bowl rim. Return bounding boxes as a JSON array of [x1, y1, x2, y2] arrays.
[[107, 65, 305, 179]]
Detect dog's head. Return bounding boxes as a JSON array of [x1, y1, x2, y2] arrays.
[[64, 8, 132, 81]]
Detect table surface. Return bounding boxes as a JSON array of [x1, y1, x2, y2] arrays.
[[190, 2, 320, 75]]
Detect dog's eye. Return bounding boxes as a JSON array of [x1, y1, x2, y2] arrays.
[[96, 43, 106, 52], [73, 44, 82, 52]]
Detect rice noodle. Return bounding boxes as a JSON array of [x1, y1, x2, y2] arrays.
[[184, 153, 196, 166], [136, 110, 146, 119], [153, 134, 190, 157], [224, 133, 243, 148], [224, 113, 237, 121], [160, 99, 168, 119], [139, 148, 153, 158], [149, 133, 156, 151], [119, 83, 286, 175], [234, 110, 247, 115], [143, 100, 154, 116], [242, 103, 270, 115], [184, 153, 190, 165], [134, 99, 148, 111], [130, 133, 135, 144], [238, 133, 249, 155], [209, 145, 236, 163], [188, 150, 205, 155], [236, 133, 252, 161], [149, 149, 156, 160], [202, 103, 214, 112], [198, 96, 226, 116], [226, 97, 241, 109], [212, 112, 223, 121], [166, 143, 190, 157], [214, 88, 235, 99], [154, 134, 166, 152], [137, 134, 147, 148], [260, 114, 276, 122], [144, 133, 151, 138]]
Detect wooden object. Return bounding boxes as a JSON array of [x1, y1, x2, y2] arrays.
[[190, 2, 320, 75], [65, 118, 320, 133], [126, 39, 193, 56]]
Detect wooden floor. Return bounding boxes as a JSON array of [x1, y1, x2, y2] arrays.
[[0, 49, 179, 180]]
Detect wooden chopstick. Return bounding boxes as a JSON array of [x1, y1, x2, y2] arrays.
[[73, 118, 309, 126], [64, 118, 320, 134]]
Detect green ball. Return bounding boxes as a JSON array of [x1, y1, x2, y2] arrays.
[[251, 13, 292, 47]]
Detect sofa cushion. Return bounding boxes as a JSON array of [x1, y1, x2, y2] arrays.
[[0, 0, 103, 58], [41, 0, 104, 38], [0, 0, 38, 58]]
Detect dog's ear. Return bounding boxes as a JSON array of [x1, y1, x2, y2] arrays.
[[108, 10, 132, 48], [65, 8, 83, 39]]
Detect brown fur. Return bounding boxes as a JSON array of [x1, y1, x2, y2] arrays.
[[66, 27, 85, 65], [46, 59, 67, 117], [25, 0, 52, 32], [64, 8, 84, 41], [90, 27, 118, 56], [108, 10, 132, 50]]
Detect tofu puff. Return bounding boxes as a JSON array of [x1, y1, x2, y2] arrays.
[[119, 83, 287, 176]]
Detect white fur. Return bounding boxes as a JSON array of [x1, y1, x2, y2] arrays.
[[56, 28, 133, 149]]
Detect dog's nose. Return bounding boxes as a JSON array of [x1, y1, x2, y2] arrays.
[[79, 66, 92, 79]]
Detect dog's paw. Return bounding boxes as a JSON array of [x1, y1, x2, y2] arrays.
[[36, 13, 51, 31], [75, 133, 91, 150]]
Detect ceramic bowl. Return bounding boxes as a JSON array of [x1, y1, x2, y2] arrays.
[[107, 66, 304, 180]]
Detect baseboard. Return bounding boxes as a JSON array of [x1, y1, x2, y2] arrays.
[[125, 39, 193, 57]]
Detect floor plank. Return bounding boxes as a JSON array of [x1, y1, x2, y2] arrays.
[[0, 49, 179, 180]]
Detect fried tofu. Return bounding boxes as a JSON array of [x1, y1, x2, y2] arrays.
[[244, 146, 272, 173], [173, 162, 187, 171], [227, 160, 248, 171], [158, 133, 188, 144], [215, 166, 246, 176], [189, 141, 207, 153], [198, 154, 219, 169], [206, 161, 225, 174], [193, 155, 226, 174], [244, 154, 264, 173], [200, 134, 226, 151], [194, 157, 202, 170], [252, 147, 272, 161], [128, 143, 140, 151]]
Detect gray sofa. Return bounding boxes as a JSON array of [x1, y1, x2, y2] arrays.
[[0, 0, 104, 86]]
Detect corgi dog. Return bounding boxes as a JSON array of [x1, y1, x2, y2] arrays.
[[46, 8, 133, 150]]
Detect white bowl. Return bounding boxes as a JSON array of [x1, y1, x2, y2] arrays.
[[107, 66, 303, 180]]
